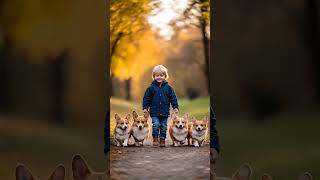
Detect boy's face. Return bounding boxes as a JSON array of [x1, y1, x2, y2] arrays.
[[154, 73, 166, 83]]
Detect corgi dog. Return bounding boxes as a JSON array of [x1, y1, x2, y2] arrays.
[[211, 163, 252, 180], [130, 111, 149, 146], [258, 173, 313, 180], [187, 117, 208, 147], [16, 164, 65, 180], [72, 154, 109, 180], [211, 163, 313, 180], [299, 172, 314, 180], [169, 113, 189, 146], [114, 113, 131, 147]]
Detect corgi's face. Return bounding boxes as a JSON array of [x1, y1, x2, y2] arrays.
[[115, 114, 130, 131], [72, 155, 108, 180], [16, 164, 65, 180], [172, 113, 188, 129], [191, 117, 208, 131], [132, 111, 149, 130]]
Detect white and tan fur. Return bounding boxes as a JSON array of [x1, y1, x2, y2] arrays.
[[130, 111, 149, 146], [169, 113, 189, 146], [72, 154, 109, 180], [114, 113, 131, 147], [16, 164, 65, 180], [187, 117, 208, 147]]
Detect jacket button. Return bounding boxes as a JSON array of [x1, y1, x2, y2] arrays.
[[160, 102, 161, 104], [160, 94, 161, 96], [160, 114, 162, 115]]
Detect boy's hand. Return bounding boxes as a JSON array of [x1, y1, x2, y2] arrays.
[[173, 108, 179, 113]]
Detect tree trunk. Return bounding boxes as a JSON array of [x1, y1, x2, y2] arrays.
[[125, 77, 132, 101], [304, 0, 320, 103], [110, 74, 115, 96], [200, 18, 210, 93], [0, 36, 11, 111], [281, 0, 320, 103], [110, 33, 123, 97], [50, 49, 69, 124]]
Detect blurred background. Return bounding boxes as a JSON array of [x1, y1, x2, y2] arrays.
[[212, 0, 320, 179], [0, 0, 319, 179], [109, 0, 210, 145], [0, 0, 107, 179]]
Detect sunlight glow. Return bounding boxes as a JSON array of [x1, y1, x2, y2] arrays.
[[147, 0, 189, 40]]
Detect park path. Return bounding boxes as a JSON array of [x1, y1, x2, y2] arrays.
[[110, 145, 210, 180], [110, 117, 210, 180]]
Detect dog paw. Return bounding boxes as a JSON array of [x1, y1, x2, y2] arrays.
[[194, 141, 199, 147]]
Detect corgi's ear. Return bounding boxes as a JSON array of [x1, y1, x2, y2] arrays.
[[144, 111, 149, 119], [184, 113, 189, 119], [260, 173, 273, 180], [171, 113, 176, 119], [299, 172, 313, 180], [16, 164, 34, 180], [115, 114, 120, 121], [48, 164, 65, 180], [192, 117, 196, 124], [232, 163, 252, 180], [72, 154, 91, 180], [203, 117, 208, 124], [124, 114, 130, 120], [133, 111, 138, 119]]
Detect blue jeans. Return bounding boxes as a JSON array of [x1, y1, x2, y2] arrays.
[[151, 116, 168, 139]]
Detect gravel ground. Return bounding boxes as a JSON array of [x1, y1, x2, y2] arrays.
[[110, 145, 210, 180]]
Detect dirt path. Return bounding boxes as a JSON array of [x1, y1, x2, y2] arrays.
[[110, 145, 210, 180], [110, 117, 210, 180]]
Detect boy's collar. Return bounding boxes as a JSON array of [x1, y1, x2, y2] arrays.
[[152, 80, 168, 85]]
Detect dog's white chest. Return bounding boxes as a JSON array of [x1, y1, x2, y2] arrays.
[[132, 127, 148, 141], [115, 128, 129, 140], [172, 127, 188, 141], [191, 129, 206, 141]]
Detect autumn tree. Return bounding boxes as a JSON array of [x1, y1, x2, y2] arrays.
[[110, 0, 150, 99], [149, 0, 211, 91]]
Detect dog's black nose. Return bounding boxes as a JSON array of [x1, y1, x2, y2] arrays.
[[179, 125, 183, 128], [139, 126, 142, 130], [124, 126, 127, 130], [197, 127, 201, 130]]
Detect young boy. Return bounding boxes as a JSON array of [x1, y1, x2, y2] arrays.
[[142, 65, 179, 147]]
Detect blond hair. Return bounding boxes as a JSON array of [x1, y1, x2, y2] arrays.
[[152, 65, 169, 79]]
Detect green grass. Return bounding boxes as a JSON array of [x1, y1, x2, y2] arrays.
[[216, 113, 320, 179], [0, 116, 106, 180]]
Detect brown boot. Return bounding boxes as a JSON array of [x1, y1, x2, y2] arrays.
[[153, 137, 159, 147], [160, 139, 165, 147]]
